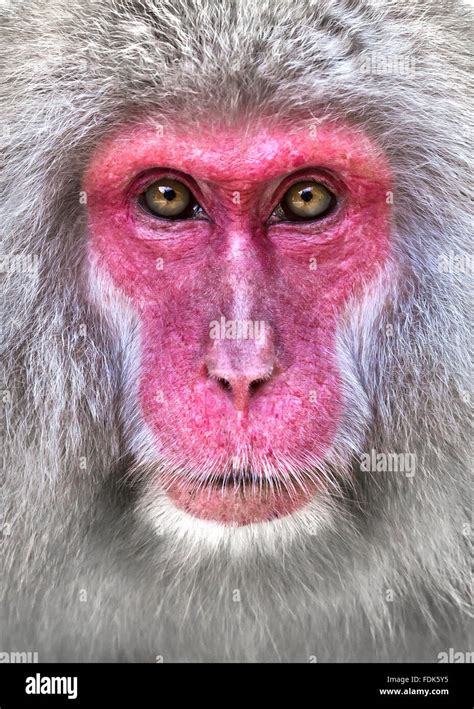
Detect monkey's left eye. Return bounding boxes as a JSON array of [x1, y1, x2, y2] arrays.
[[275, 180, 337, 222], [140, 178, 202, 219]]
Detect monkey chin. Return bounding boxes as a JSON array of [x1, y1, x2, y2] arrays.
[[130, 427, 344, 558], [137, 468, 336, 558], [128, 426, 341, 550]]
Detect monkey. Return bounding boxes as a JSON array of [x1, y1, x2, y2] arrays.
[[0, 0, 471, 663]]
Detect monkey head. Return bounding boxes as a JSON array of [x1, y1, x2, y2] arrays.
[[1, 0, 471, 664]]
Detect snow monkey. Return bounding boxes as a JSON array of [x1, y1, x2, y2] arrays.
[[1, 0, 471, 662]]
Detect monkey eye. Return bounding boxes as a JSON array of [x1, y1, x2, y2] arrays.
[[140, 178, 203, 220], [276, 180, 336, 222]]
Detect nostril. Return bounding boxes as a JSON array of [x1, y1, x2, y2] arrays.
[[249, 378, 266, 394], [215, 377, 267, 395], [217, 377, 232, 392]]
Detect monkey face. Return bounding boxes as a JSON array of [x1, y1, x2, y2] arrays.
[[84, 119, 392, 528]]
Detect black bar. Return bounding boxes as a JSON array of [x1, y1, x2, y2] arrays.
[[0, 663, 470, 707]]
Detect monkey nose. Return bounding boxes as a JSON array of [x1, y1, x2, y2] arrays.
[[214, 373, 271, 415], [204, 337, 277, 416]]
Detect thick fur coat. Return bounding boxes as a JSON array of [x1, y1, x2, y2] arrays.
[[0, 0, 471, 661]]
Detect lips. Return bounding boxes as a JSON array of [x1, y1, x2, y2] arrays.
[[163, 471, 319, 525]]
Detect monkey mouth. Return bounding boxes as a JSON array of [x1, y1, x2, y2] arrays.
[[193, 471, 273, 489], [162, 469, 319, 526]]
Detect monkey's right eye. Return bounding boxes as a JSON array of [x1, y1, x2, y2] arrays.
[[279, 181, 336, 222], [140, 178, 202, 219]]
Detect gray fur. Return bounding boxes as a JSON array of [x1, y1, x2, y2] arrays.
[[0, 0, 472, 661]]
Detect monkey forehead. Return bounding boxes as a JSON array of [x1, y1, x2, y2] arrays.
[[84, 119, 392, 192]]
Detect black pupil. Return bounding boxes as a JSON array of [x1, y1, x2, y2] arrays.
[[300, 188, 313, 203], [161, 186, 176, 201]]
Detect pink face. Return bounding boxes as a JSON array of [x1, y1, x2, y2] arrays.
[[85, 119, 391, 526]]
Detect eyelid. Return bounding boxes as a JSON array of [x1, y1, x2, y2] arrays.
[[128, 169, 205, 206]]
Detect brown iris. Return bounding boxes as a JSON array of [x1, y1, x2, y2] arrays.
[[142, 178, 196, 219], [281, 180, 336, 221]]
